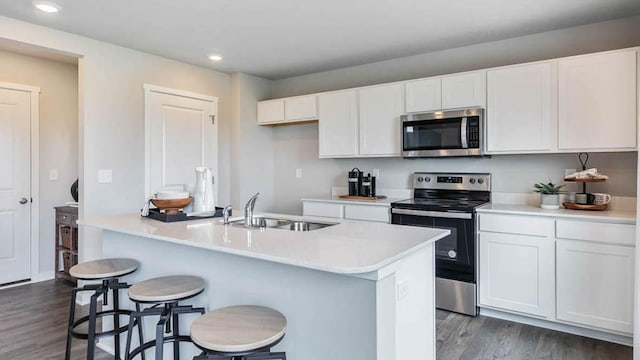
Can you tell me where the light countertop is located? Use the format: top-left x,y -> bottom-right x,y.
301,196 -> 406,207
477,203 -> 636,224
78,212 -> 449,275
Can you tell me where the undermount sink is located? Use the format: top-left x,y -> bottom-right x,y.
229,217 -> 337,232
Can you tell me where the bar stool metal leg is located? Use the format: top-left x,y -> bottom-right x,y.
114,283 -> 122,360
65,288 -> 79,360
87,290 -> 101,359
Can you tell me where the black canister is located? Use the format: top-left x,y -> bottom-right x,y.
370,176 -> 376,197
348,168 -> 362,196
360,173 -> 372,197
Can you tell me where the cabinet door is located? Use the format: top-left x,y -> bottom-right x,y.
359,83 -> 403,156
486,62 -> 553,153
285,95 -> 317,121
479,231 -> 555,318
257,99 -> 285,124
558,50 -> 637,150
441,71 -> 486,109
556,240 -> 634,334
318,90 -> 358,157
405,77 -> 441,113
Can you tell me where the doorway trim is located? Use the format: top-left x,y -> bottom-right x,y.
142,84 -> 219,199
0,81 -> 40,283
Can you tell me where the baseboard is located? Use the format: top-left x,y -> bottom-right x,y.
37,271 -> 55,282
96,339 -> 115,356
479,307 -> 633,347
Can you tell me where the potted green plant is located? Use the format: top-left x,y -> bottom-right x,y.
533,181 -> 565,209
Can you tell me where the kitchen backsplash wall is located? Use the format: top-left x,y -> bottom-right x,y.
271,123 -> 637,214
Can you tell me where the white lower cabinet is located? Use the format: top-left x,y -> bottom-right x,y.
478,212 -> 636,337
302,200 -> 389,223
555,219 -> 635,334
479,231 -> 555,319
556,240 -> 634,334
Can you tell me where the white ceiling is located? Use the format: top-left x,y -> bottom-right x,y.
0,0 -> 639,79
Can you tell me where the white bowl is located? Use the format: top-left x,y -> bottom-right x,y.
156,190 -> 190,200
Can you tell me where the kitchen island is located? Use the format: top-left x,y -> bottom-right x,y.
78,212 -> 449,360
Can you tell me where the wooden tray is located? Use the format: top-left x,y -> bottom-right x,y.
563,177 -> 606,183
563,202 -> 608,211
338,195 -> 387,201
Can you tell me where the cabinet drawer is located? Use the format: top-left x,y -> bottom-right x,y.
344,205 -> 389,223
479,214 -> 554,237
302,202 -> 343,218
56,212 -> 76,227
556,220 -> 635,246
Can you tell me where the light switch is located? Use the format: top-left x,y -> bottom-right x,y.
48,168 -> 59,181
295,168 -> 302,179
397,281 -> 409,301
98,169 -> 113,183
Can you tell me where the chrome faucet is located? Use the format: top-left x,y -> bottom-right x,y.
244,193 -> 259,227
222,205 -> 233,225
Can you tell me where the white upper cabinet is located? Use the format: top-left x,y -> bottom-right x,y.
441,71 -> 486,109
285,95 -> 317,121
318,90 -> 358,158
405,77 -> 441,113
405,71 -> 486,113
358,83 -> 404,156
486,62 -> 554,153
558,49 -> 637,151
258,95 -> 317,125
257,99 -> 284,124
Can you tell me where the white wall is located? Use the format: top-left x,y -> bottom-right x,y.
229,73 -> 275,211
0,49 -> 78,276
261,16 -> 640,214
0,16 -> 232,268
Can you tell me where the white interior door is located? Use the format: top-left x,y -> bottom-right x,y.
0,86 -> 32,285
145,85 -> 218,201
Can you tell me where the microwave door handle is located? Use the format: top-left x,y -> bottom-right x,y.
460,117 -> 468,148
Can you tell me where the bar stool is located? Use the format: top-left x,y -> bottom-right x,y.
190,305 -> 287,360
65,258 -> 140,360
124,275 -> 206,360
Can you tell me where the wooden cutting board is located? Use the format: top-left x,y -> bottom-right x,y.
338,195 -> 387,201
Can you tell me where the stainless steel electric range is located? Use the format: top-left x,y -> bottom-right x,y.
391,172 -> 491,316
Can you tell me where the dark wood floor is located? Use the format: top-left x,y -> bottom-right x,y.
0,280 -> 634,360
0,280 -> 111,360
436,310 -> 633,360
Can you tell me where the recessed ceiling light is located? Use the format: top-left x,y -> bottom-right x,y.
208,54 -> 223,62
33,1 -> 61,13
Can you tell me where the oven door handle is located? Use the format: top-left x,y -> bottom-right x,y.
391,208 -> 472,219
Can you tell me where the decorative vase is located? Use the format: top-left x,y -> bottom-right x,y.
540,194 -> 560,209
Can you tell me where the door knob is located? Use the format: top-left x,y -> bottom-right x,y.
19,198 -> 28,204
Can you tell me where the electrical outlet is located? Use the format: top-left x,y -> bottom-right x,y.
98,169 -> 113,183
397,281 -> 409,301
48,168 -> 59,181
372,169 -> 380,178
295,168 -> 302,179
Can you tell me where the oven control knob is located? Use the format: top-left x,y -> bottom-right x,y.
469,178 -> 476,184
417,177 -> 424,182
424,176 -> 431,182
448,250 -> 457,259
477,178 -> 484,185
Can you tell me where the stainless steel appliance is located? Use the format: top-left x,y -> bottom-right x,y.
391,172 -> 491,316
401,108 -> 484,158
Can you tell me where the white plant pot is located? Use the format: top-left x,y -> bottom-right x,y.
540,194 -> 560,209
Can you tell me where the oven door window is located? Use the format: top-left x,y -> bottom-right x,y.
434,225 -> 459,261
403,119 -> 463,151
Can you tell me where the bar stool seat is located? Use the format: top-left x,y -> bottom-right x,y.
70,258 -> 140,280
191,305 -> 287,359
65,258 -> 140,360
129,275 -> 206,303
125,275 -> 206,360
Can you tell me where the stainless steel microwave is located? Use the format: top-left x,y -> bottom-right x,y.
401,108 -> 484,158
